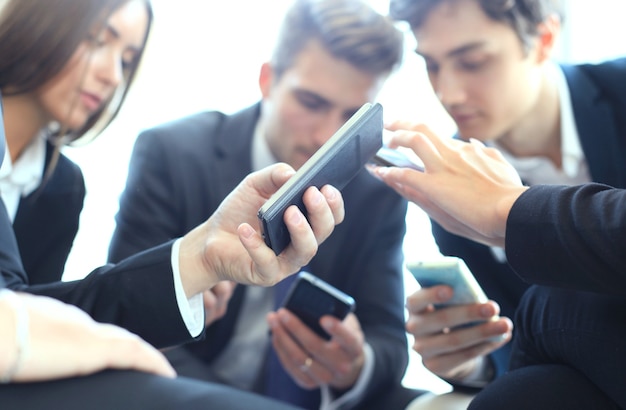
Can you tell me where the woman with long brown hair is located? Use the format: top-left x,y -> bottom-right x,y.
0,0 -> 152,284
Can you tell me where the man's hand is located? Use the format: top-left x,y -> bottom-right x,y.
202,282 -> 236,326
370,127 -> 527,248
405,287 -> 512,381
267,310 -> 365,391
178,163 -> 344,297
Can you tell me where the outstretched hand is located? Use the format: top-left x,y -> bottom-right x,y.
371,126 -> 527,248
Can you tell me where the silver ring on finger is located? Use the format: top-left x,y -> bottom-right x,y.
299,357 -> 313,373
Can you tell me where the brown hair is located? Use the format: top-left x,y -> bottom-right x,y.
271,0 -> 404,80
0,0 -> 153,144
390,0 -> 563,50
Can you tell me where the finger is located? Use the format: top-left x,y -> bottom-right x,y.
281,204 -> 319,266
421,328 -> 513,377
249,163 -> 296,198
408,301 -> 501,337
319,315 -> 362,359
405,286 -> 453,314
385,120 -> 433,135
301,186 -> 337,244
415,317 -> 513,358
237,223 -> 287,286
203,289 -> 217,311
100,325 -> 176,378
320,184 -> 344,225
267,312 -> 321,388
386,130 -> 449,172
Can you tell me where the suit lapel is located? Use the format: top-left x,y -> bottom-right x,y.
211,103 -> 261,200
563,64 -> 626,187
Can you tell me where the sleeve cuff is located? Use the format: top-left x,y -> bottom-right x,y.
171,238 -> 204,338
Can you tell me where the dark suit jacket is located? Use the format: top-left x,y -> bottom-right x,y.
0,104 -> 23,290
430,57 -> 626,379
506,183 -> 626,293
12,142 -> 85,285
108,103 -> 410,406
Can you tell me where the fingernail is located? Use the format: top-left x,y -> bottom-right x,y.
312,188 -> 323,205
437,287 -> 451,301
480,305 -> 494,317
376,167 -> 389,177
289,209 -> 303,225
321,318 -> 333,330
325,185 -> 338,200
240,224 -> 254,238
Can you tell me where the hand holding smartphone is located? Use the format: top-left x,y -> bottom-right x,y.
406,257 -> 488,308
280,272 -> 355,340
258,102 -> 384,255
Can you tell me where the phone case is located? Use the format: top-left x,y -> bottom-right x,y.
406,257 -> 488,307
258,102 -> 383,254
282,272 -> 355,340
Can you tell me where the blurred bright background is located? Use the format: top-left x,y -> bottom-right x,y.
62,0 -> 626,394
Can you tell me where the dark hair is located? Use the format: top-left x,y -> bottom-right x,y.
271,0 -> 404,79
390,0 -> 563,49
0,0 -> 153,144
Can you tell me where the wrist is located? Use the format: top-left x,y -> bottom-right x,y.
0,290 -> 29,383
178,231 -> 220,298
493,186 -> 528,247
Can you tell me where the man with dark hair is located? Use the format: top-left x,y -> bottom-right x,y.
109,0 -> 421,409
389,0 -> 626,394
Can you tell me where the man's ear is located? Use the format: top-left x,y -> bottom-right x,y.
535,14 -> 561,63
258,62 -> 274,98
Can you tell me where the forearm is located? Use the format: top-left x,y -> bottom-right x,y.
506,184 -> 626,294
24,242 -> 194,348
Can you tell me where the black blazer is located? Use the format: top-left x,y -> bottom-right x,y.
108,103 -> 410,404
430,57 -> 626,378
0,105 -> 24,290
0,94 -> 192,348
506,183 -> 626,294
13,142 -> 85,285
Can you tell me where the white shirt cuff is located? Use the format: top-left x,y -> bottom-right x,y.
171,238 -> 204,338
319,342 -> 375,410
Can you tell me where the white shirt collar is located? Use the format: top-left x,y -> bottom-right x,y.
0,133 -> 46,221
489,63 -> 591,263
495,62 -> 589,186
251,111 -> 277,172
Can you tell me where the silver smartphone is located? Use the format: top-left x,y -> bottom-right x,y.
406,257 -> 488,308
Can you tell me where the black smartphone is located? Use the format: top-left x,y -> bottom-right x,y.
370,145 -> 424,171
258,102 -> 383,255
281,272 -> 356,340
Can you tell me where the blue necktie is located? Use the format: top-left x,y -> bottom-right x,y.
264,269 -> 320,409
